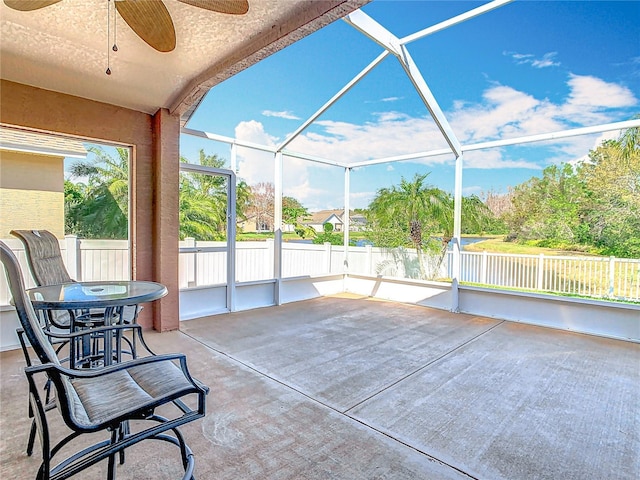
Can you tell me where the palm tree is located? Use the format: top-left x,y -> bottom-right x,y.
368,173 -> 493,279
67,146 -> 130,239
179,150 -> 251,240
368,173 -> 450,279
179,179 -> 226,240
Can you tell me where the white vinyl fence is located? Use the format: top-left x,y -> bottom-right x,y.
2,237 -> 639,306
0,236 -> 130,306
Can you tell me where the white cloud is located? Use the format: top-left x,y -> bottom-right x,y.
505,51 -> 560,68
532,52 -> 560,68
262,110 -> 300,120
386,165 -> 394,171
234,120 -> 339,207
287,114 -> 449,164
381,96 -> 402,102
234,120 -> 277,185
565,74 -> 636,109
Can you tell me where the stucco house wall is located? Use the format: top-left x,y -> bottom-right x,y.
0,150 -> 65,238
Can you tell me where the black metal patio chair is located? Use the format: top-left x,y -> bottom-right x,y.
10,229 -> 142,364
1,241 -> 209,480
10,229 -> 141,330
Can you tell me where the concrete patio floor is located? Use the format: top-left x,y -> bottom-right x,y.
1,295 -> 638,479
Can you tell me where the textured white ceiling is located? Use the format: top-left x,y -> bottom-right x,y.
0,0 -> 368,119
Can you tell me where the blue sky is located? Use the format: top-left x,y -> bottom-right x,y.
181,0 -> 640,211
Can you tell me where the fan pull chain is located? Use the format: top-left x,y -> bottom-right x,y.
106,0 -> 111,75
112,0 -> 118,53
106,0 -> 118,75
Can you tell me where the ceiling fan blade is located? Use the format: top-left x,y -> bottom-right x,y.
115,0 -> 176,53
178,0 -> 249,15
4,0 -> 61,11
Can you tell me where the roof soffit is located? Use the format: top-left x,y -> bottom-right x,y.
0,0 -> 369,121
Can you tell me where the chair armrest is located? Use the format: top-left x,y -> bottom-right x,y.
26,352 -> 183,376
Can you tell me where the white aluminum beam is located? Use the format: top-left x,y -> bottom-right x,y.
347,148 -> 453,168
460,119 -> 640,153
276,50 -> 390,152
344,9 -> 463,158
398,44 -> 462,157
400,0 -> 514,45
343,9 -> 401,55
181,127 -> 277,153
281,149 -> 349,168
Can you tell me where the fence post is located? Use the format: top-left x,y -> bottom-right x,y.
365,244 -> 373,276
184,237 -> 196,288
537,253 -> 545,291
608,256 -> 616,298
480,251 -> 488,284
64,235 -> 80,280
266,239 -> 275,278
324,242 -> 332,274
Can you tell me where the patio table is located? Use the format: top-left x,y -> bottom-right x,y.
26,280 -> 167,368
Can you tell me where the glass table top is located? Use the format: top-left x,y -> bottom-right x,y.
27,280 -> 167,309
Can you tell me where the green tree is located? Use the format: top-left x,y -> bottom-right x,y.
367,173 -> 494,279
64,180 -> 86,235
506,163 -> 586,246
578,127 -> 640,257
505,126 -> 639,257
312,222 -> 344,245
66,146 -> 130,239
283,196 -> 314,239
179,150 -> 251,240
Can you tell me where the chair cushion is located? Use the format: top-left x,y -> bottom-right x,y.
69,359 -> 196,428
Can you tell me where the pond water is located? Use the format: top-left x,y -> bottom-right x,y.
353,237 -> 490,249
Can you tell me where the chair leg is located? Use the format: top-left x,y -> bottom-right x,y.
118,421 -> 128,465
25,373 -> 51,480
27,418 -> 37,456
107,429 -> 118,480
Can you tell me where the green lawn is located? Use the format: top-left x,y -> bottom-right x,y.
464,237 -> 598,257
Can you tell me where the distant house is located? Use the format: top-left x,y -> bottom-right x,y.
237,213 -> 295,233
0,127 -> 86,238
305,209 -> 367,233
238,213 -> 273,233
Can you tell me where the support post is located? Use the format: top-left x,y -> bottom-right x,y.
343,167 -> 351,273
274,152 -> 283,305
227,172 -> 237,312
451,153 -> 463,312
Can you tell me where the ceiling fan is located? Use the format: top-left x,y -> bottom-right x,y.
4,0 -> 250,52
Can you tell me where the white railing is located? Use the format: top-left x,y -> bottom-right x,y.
2,237 -> 639,306
453,250 -> 640,302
